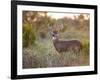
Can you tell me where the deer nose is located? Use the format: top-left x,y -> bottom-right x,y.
52,34 -> 55,37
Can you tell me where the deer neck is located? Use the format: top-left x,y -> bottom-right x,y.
52,37 -> 59,43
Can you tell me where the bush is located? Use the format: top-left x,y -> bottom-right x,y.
23,23 -> 36,47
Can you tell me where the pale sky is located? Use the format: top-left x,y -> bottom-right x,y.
47,12 -> 89,20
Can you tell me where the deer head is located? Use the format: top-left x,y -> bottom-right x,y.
49,23 -> 64,40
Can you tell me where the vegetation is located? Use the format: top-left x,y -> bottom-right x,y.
22,11 -> 90,68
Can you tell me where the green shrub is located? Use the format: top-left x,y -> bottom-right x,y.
23,23 -> 36,47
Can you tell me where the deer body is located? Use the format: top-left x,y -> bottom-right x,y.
49,23 -> 82,53
53,39 -> 81,53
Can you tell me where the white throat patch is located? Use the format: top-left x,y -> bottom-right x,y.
52,37 -> 56,40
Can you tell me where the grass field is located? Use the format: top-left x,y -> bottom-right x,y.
23,38 -> 89,68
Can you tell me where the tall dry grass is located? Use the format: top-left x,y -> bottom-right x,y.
23,38 -> 89,68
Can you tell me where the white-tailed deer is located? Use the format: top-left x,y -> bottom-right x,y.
49,23 -> 82,53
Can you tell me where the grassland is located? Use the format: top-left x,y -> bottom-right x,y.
23,32 -> 89,68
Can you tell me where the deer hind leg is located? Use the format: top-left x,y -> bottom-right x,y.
73,46 -> 80,53
67,47 -> 73,52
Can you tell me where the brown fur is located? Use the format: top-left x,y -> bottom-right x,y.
53,39 -> 82,53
